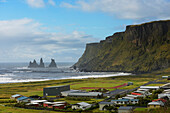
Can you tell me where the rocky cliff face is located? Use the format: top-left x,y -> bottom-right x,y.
73,20 -> 170,73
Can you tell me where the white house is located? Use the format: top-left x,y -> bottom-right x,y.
72,102 -> 91,110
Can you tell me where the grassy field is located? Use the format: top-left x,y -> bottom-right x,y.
0,68 -> 169,112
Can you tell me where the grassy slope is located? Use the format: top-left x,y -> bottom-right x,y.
75,20 -> 170,73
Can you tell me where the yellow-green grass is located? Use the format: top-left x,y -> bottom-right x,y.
146,84 -> 165,86
0,68 -> 169,112
0,106 -> 59,113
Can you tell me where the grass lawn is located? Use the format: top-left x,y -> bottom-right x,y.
0,106 -> 59,113
0,68 -> 169,112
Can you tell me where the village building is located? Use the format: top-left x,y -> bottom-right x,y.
158,93 -> 170,100
118,106 -> 134,113
43,85 -> 70,96
148,101 -> 164,108
10,94 -> 22,100
140,86 -> 160,90
61,90 -> 80,97
161,83 -> 170,89
72,102 -> 91,110
68,92 -> 103,98
99,102 -> 114,110
43,101 -> 67,109
17,96 -> 34,103
30,100 -> 47,106
111,99 -> 139,105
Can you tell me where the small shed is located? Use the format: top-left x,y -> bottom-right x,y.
127,82 -> 133,86
99,102 -> 114,110
17,96 -> 34,103
10,94 -> 22,100
118,106 -> 134,113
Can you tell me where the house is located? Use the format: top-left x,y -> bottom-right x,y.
43,102 -> 54,108
72,102 -> 91,110
161,83 -> 170,89
148,101 -> 164,108
30,100 -> 47,106
61,90 -> 80,97
53,104 -> 66,109
118,106 -> 134,113
112,99 -> 130,105
68,92 -> 103,98
43,101 -> 67,109
17,96 -> 34,103
10,94 -> 22,99
158,93 -> 170,100
43,85 -> 70,96
99,102 -> 114,110
140,86 -> 160,90
26,102 -> 39,107
111,99 -> 139,105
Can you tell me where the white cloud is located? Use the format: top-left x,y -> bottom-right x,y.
48,0 -> 55,6
26,0 -> 45,8
60,0 -> 170,20
0,18 -> 97,62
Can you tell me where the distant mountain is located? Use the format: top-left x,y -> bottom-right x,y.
73,20 -> 170,73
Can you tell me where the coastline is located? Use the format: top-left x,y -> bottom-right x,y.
0,72 -> 132,84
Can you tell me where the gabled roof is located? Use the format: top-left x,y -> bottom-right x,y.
17,96 -> 32,101
152,99 -> 167,103
112,99 -> 129,102
11,94 -> 22,98
99,102 -> 114,104
77,102 -> 91,107
131,92 -> 142,95
148,101 -> 164,106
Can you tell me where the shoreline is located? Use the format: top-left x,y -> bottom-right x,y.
0,72 -> 132,84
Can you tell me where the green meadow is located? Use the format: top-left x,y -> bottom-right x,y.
0,68 -> 169,112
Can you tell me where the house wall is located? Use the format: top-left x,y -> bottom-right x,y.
148,105 -> 161,108
99,104 -> 114,110
53,105 -> 65,109
72,105 -> 80,110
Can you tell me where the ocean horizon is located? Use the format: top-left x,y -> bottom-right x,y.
0,62 -> 131,84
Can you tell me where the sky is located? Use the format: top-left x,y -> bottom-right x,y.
0,0 -> 170,63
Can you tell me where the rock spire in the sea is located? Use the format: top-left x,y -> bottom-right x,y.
28,59 -> 39,68
39,58 -> 45,68
49,59 -> 57,67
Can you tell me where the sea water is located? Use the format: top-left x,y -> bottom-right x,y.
0,62 -> 131,84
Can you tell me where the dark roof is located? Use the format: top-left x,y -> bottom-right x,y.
99,102 -> 114,104
118,106 -> 134,110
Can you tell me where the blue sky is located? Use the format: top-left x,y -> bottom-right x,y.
0,0 -> 169,62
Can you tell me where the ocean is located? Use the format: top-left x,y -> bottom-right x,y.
0,62 -> 131,84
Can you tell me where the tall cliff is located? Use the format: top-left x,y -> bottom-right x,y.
73,20 -> 170,73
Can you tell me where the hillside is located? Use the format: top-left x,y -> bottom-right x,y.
73,20 -> 170,73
